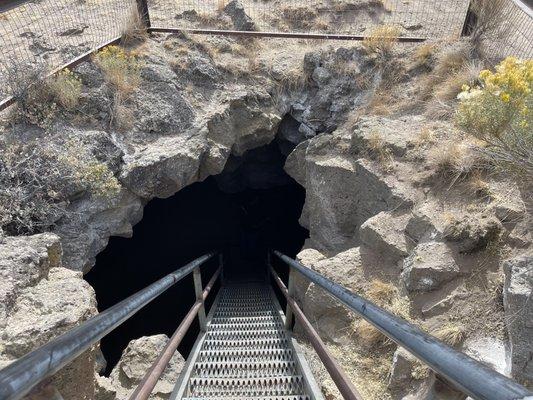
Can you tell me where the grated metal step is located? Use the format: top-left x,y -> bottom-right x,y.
178,284 -> 313,399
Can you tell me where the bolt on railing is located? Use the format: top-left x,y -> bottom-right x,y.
271,250 -> 533,400
0,253 -> 219,400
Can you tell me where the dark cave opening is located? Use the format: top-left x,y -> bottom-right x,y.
85,134 -> 308,374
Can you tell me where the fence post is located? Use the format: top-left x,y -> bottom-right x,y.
285,268 -> 295,330
193,267 -> 207,331
136,0 -> 151,28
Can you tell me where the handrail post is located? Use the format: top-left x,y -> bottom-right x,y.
193,267 -> 207,331
285,268 -> 295,331
135,0 -> 150,28
219,253 -> 224,284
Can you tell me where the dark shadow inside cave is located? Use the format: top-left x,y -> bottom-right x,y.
85,128 -> 308,374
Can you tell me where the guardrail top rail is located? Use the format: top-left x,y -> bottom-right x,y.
0,252 -> 217,400
272,250 -> 533,400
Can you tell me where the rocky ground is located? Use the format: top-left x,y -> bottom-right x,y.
0,2 -> 532,400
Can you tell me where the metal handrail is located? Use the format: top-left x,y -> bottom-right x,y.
272,250 -> 533,400
128,265 -> 222,400
0,253 -> 216,400
269,266 -> 363,400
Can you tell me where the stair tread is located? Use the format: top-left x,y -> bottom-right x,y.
181,285 -> 310,399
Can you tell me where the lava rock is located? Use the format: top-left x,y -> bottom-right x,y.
443,213 -> 502,254
360,211 -> 410,262
402,242 -> 460,292
503,254 -> 533,385
223,0 -> 256,31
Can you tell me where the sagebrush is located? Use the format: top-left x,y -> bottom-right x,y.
457,57 -> 533,179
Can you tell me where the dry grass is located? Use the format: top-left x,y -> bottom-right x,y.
217,0 -> 227,12
427,139 -> 485,181
357,320 -> 387,348
412,43 -> 435,68
414,127 -> 436,147
120,6 -> 147,46
366,131 -> 394,170
431,324 -> 466,347
468,0 -> 510,54
362,24 -> 402,57
367,280 -> 396,305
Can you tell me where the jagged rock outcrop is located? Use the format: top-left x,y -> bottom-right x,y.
503,254 -> 533,386
285,131 -> 416,253
0,234 -> 98,399
95,335 -> 185,400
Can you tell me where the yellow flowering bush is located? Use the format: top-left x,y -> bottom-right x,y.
94,45 -> 141,94
456,57 -> 533,178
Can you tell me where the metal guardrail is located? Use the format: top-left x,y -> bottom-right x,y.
269,265 -> 363,400
272,250 -> 533,400
0,252 -> 217,400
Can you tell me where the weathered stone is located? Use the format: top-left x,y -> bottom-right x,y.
297,248 -> 362,343
402,242 -> 460,292
97,335 -> 185,400
0,265 -> 97,400
443,213 -> 502,254
287,132 -> 416,253
463,337 -> 509,376
223,0 -> 256,31
503,254 -> 533,385
54,188 -> 144,272
388,347 -> 419,389
359,211 -> 410,262
121,134 -> 206,200
0,233 -> 62,324
405,209 -> 440,245
421,288 -> 468,317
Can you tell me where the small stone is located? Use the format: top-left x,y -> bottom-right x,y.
402,242 -> 460,292
388,347 -> 419,389
360,211 -> 410,262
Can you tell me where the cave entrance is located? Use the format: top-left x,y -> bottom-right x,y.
85,134 -> 308,373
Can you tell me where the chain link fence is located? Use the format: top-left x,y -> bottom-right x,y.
149,0 -> 470,39
0,0 -> 532,105
0,0 -> 138,101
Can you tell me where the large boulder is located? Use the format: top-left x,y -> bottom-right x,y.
402,242 -> 460,292
96,335 -> 185,400
295,248 -> 362,344
0,234 -> 98,399
0,233 -> 61,323
285,132 -> 416,253
503,254 -> 533,385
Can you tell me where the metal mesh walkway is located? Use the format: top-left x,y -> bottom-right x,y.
177,284 -> 314,400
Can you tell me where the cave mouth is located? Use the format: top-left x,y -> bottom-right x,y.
86,131 -> 308,374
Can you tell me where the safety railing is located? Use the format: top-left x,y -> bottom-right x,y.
0,252 -> 222,400
270,250 -> 533,400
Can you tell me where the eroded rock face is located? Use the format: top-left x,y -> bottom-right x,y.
0,234 -> 98,399
96,334 -> 185,400
285,132 -> 415,253
503,254 -> 533,385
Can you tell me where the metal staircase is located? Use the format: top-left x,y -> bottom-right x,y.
2,252 -> 532,400
172,284 -> 321,400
